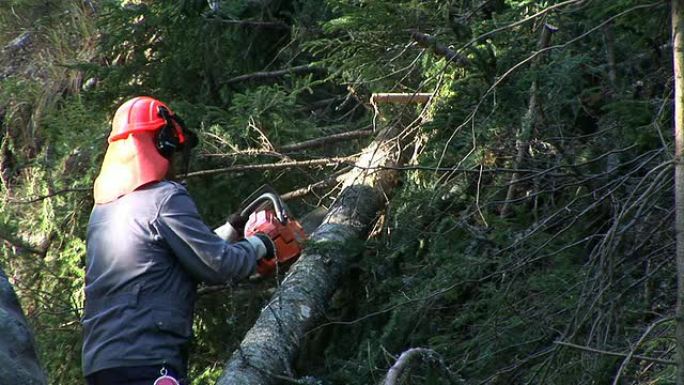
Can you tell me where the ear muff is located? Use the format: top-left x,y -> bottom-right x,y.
155,106 -> 197,159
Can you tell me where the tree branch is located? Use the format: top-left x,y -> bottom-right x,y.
278,129 -> 372,152
205,16 -> 290,30
224,64 -> 324,85
411,31 -> 469,67
370,93 -> 434,105
281,167 -> 351,201
184,156 -> 356,179
381,348 -> 455,385
554,341 -> 675,366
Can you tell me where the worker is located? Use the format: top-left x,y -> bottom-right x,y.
81,96 -> 275,385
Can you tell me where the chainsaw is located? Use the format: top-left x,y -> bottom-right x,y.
239,185 -> 307,276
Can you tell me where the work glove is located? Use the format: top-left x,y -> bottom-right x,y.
246,233 -> 276,261
214,213 -> 249,242
227,212 -> 248,236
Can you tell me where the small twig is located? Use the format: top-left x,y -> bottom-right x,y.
553,340 -> 675,366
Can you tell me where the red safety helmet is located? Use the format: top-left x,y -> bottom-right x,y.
93,96 -> 196,204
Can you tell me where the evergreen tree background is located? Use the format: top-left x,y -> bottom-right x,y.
0,0 -> 676,384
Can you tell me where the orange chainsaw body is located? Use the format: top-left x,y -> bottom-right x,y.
241,188 -> 307,276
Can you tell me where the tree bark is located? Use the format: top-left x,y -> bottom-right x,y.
673,1 -> 684,384
0,267 -> 47,385
216,127 -> 405,384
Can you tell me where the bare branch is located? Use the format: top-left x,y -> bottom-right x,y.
554,341 -> 675,366
370,93 -> 434,105
281,167 -> 351,201
612,318 -> 672,384
6,187 -> 91,205
411,31 -> 469,67
278,128 -> 372,152
224,64 -> 324,85
184,156 -> 357,179
205,16 -> 290,30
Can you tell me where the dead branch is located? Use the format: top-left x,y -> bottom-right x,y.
184,156 -> 357,179
203,128 -> 371,158
206,17 -> 290,30
554,341 -> 674,366
281,167 -> 351,201
381,347 -> 455,385
612,318 -> 671,384
371,93 -> 434,105
278,129 -> 372,153
224,64 -> 324,85
411,31 -> 470,67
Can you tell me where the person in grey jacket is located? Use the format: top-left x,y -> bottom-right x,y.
82,96 -> 275,385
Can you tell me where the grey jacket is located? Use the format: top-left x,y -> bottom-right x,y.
82,181 -> 257,377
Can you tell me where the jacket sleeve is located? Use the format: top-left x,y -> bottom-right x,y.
152,186 -> 257,284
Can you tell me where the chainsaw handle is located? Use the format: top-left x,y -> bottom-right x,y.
240,192 -> 288,224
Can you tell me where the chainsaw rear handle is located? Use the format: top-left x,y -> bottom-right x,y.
240,192 -> 288,224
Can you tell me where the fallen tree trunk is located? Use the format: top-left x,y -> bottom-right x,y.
0,267 -> 47,385
217,127 -> 405,384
